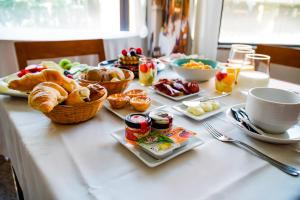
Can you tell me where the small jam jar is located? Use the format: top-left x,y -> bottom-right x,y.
125,114 -> 152,141
149,110 -> 173,134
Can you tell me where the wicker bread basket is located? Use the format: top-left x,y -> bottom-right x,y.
45,88 -> 107,124
79,69 -> 134,95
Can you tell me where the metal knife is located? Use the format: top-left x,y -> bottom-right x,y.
231,108 -> 261,134
182,93 -> 230,106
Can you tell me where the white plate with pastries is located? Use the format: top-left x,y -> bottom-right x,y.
172,100 -> 227,121
104,98 -> 166,120
0,61 -> 69,98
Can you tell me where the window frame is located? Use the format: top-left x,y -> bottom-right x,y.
120,0 -> 129,31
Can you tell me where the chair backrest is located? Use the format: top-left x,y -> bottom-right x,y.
256,45 -> 300,68
15,39 -> 105,69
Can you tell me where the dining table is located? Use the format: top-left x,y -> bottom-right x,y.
0,69 -> 299,200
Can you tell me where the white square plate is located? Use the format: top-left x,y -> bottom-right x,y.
172,101 -> 227,121
111,129 -> 204,167
150,87 -> 204,101
104,99 -> 166,120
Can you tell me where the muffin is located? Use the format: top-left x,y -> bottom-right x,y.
125,89 -> 147,98
130,96 -> 151,112
107,93 -> 130,109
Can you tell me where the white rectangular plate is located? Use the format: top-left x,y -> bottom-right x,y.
111,129 -> 204,167
151,87 -> 204,101
104,99 -> 165,119
172,101 -> 227,121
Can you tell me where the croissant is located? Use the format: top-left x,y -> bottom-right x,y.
65,87 -> 90,105
8,69 -> 79,93
28,82 -> 68,113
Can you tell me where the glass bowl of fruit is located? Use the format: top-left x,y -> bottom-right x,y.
215,70 -> 235,93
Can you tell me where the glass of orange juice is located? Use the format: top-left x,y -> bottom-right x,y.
226,64 -> 241,84
215,69 -> 235,93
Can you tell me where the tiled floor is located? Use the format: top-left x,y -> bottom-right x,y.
0,155 -> 17,200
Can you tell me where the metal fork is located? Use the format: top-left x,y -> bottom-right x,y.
203,122 -> 300,177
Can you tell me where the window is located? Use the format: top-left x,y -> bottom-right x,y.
219,0 -> 300,46
0,0 -> 121,34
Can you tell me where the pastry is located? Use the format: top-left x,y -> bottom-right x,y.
85,68 -> 103,81
28,82 -> 68,113
87,84 -> 106,101
117,48 -> 143,76
125,89 -> 147,98
107,67 -> 125,81
107,93 -> 130,109
8,69 -> 79,93
65,87 -> 90,105
130,96 -> 151,112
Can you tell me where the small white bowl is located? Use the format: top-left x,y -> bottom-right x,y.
246,87 -> 300,134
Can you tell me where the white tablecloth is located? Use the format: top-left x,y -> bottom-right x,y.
0,70 -> 300,200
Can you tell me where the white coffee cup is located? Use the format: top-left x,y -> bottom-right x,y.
246,87 -> 300,134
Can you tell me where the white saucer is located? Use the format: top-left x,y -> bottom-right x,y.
226,104 -> 300,144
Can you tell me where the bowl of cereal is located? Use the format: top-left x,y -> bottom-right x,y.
171,58 -> 218,81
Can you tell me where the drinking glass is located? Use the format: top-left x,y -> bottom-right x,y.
228,48 -> 255,65
236,54 -> 271,92
228,44 -> 254,64
243,54 -> 270,74
215,69 -> 235,94
139,58 -> 157,86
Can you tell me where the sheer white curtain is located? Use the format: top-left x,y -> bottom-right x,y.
189,0 -> 223,59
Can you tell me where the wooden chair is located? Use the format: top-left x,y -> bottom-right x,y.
15,39 -> 106,70
256,45 -> 300,68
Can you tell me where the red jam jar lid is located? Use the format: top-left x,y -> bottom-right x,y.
125,114 -> 151,129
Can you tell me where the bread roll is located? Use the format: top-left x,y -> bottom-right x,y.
65,87 -> 90,105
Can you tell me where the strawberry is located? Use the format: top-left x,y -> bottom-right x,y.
28,68 -> 39,73
140,64 -> 148,73
17,69 -> 29,77
66,74 -> 73,79
17,71 -> 24,77
121,49 -> 127,56
216,71 -> 227,81
27,66 -> 46,73
136,48 -> 142,54
37,67 -> 46,72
